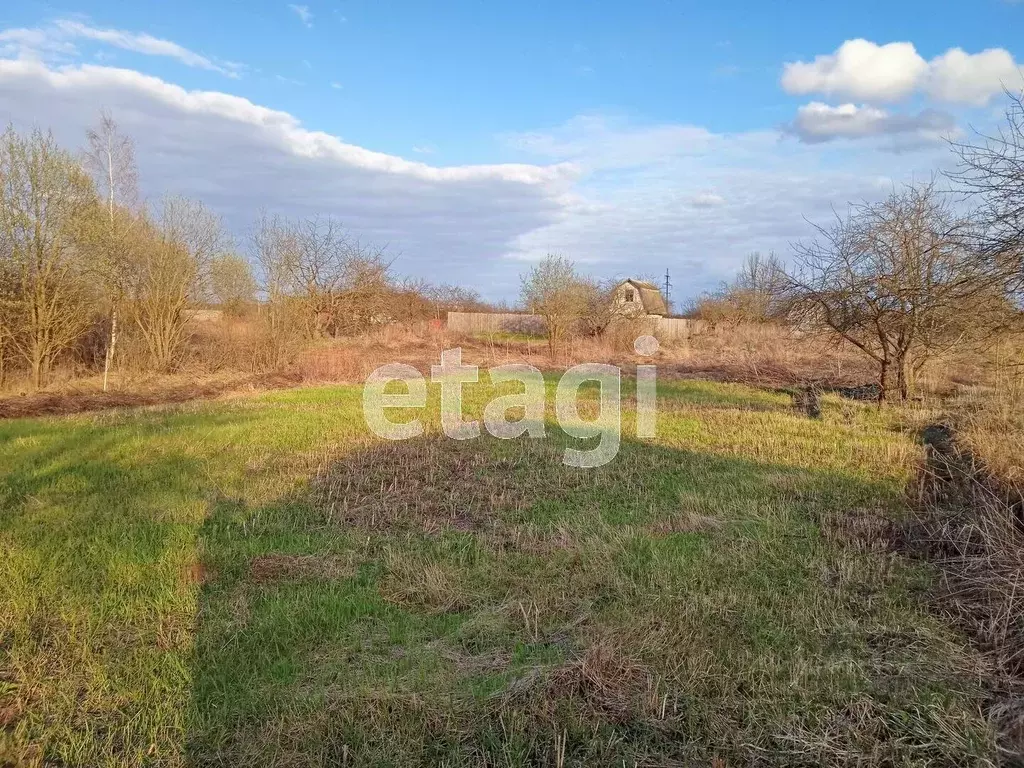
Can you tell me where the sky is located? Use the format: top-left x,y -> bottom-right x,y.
1,1 -> 1023,304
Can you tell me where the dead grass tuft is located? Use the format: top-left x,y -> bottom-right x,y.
248,553 -> 355,584
378,550 -> 473,614
546,640 -> 660,724
818,507 -> 896,554
649,500 -> 725,535
313,437 -> 568,533
492,637 -> 659,729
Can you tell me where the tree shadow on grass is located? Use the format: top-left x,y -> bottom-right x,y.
185,433 -> 995,768
0,414 -> 241,767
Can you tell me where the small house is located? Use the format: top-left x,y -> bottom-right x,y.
612,279 -> 668,318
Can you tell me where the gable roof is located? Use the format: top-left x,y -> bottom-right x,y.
618,278 -> 668,315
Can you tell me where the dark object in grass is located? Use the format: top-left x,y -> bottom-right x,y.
832,382 -> 882,402
792,385 -> 821,418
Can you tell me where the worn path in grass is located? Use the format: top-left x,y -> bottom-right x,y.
0,379 -> 997,766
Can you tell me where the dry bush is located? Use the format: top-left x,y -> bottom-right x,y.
657,322 -> 876,388
908,418 -> 1024,759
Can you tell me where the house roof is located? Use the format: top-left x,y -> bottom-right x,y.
619,278 -> 668,315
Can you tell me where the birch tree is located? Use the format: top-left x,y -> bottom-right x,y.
82,110 -> 139,390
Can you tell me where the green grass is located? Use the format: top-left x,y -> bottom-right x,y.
471,331 -> 543,344
0,379 -> 996,766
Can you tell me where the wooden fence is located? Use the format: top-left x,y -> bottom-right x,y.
446,311 -> 702,341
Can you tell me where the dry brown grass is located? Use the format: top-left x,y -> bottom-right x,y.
907,413 -> 1024,760
0,370 -> 301,418
248,553 -> 355,584
312,436 -> 577,533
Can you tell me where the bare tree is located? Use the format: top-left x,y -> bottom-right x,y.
0,255 -> 17,386
949,89 -> 1024,298
82,110 -> 139,391
0,126 -> 97,388
687,252 -> 789,326
520,255 -> 592,354
124,197 -> 224,372
210,253 -> 257,315
578,278 -> 619,337
288,215 -> 351,337
786,182 -> 1015,402
425,283 -> 485,319
330,246 -> 393,335
249,212 -> 304,370
729,252 -> 789,322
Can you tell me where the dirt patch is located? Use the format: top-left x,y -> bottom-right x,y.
248,553 -> 354,584
183,561 -> 215,586
0,372 -> 301,419
0,699 -> 21,729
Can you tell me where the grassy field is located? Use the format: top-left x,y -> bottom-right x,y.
0,377 -> 998,766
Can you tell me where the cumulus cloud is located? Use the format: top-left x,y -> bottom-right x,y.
926,47 -> 1023,105
782,38 -> 1023,105
782,40 -> 927,102
0,19 -> 242,77
786,102 -> 957,145
0,58 -> 573,296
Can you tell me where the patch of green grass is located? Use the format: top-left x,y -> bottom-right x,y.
0,379 -> 995,766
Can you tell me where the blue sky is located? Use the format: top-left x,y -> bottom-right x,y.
1,0 -> 1023,302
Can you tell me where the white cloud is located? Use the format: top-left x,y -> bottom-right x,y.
507,115 -> 717,170
787,102 -> 957,145
0,58 -> 573,297
288,5 -> 314,27
0,19 -> 242,77
926,47 -> 1024,105
505,116 -> 950,290
0,55 -> 962,300
782,39 -> 1023,105
0,27 -> 77,59
782,40 -> 927,102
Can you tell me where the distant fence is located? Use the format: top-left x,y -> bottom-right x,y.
446,311 -> 702,341
657,317 -> 703,340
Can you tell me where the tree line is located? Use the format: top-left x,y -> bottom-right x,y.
3,93 -> 1022,402
0,112 -> 488,390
